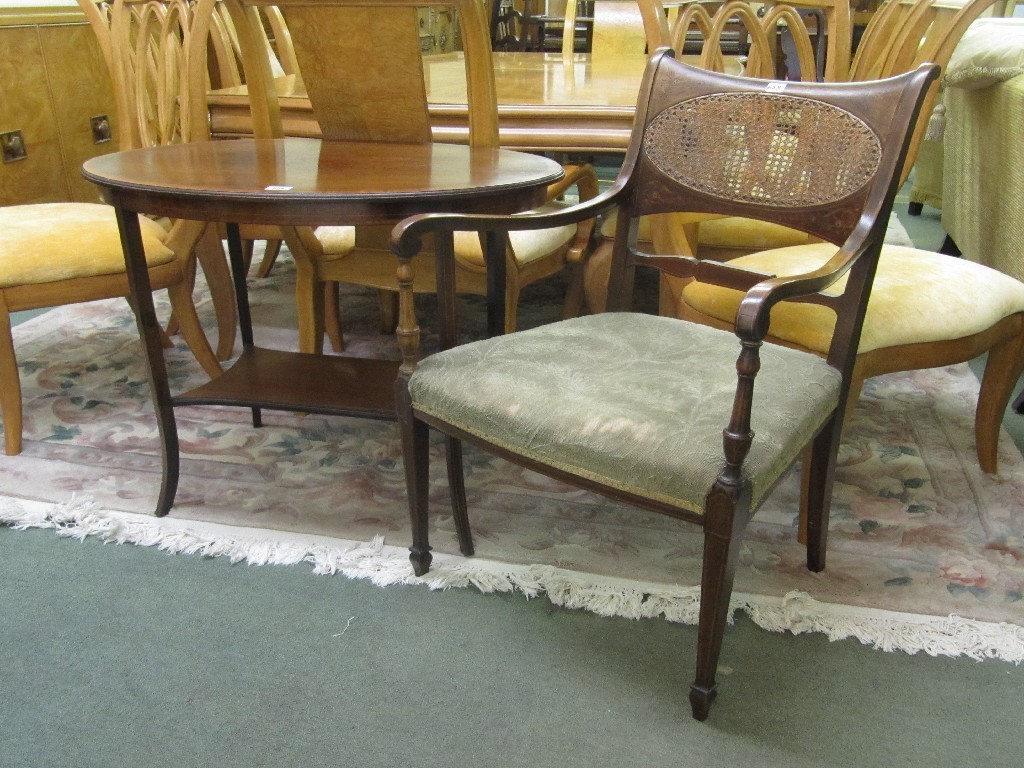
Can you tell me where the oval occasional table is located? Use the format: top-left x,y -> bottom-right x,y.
83,137 -> 564,516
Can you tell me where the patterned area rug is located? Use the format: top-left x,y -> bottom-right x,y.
3,224 -> 1023,661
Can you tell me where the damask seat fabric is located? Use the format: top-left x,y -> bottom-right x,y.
0,203 -> 174,287
409,313 -> 842,512
681,244 -> 1024,354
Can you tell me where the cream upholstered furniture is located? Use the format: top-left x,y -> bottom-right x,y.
1,0 -> 223,456
907,1 -> 1018,214
393,53 -> 937,720
942,17 -> 1024,282
225,0 -> 597,352
942,17 -> 1024,410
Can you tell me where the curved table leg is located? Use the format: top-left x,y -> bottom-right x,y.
115,207 -> 179,516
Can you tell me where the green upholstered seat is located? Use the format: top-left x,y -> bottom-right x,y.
410,313 -> 841,513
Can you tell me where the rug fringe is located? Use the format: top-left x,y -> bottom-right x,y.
2,496 -> 1022,664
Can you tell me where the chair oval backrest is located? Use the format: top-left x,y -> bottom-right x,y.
642,92 -> 882,208
622,57 -> 936,252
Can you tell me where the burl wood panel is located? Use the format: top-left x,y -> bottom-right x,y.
0,26 -> 68,204
38,23 -> 118,203
0,21 -> 117,205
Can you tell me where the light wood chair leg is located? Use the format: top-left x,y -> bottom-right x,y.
975,322 -> 1024,474
295,269 -> 325,355
0,302 -> 23,455
165,283 -> 222,379
194,226 -> 237,361
256,239 -> 283,278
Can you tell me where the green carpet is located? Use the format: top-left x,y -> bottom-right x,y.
1,524 -> 1020,768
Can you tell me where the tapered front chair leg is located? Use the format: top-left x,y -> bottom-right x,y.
691,491 -> 747,721
401,406 -> 433,576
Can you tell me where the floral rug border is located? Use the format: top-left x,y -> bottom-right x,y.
4,494 -> 1021,664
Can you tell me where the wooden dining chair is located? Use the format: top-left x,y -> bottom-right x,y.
206,1 -> 300,280
79,0 -> 237,361
392,52 -> 937,719
0,0 -> 223,456
224,0 -> 599,353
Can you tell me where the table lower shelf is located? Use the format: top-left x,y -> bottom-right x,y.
173,347 -> 400,420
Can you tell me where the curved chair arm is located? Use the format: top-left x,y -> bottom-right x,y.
391,182 -> 629,375
544,163 -> 598,203
392,182 -> 628,263
734,220 -> 882,343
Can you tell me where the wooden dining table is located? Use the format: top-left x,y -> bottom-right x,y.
207,51 -> 738,154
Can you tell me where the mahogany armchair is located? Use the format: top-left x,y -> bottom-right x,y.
392,53 -> 937,719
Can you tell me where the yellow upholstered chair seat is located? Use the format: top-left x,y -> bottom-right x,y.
680,243 -> 1024,353
678,242 -> 1024,474
311,226 -> 358,262
0,203 -> 175,287
453,223 -> 577,269
313,223 -> 576,271
598,211 -> 815,253
1,202 -> 221,457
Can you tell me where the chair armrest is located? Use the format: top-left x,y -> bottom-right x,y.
391,182 -> 626,261
735,222 -> 880,343
544,163 -> 599,205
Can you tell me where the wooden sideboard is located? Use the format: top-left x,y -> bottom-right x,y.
0,5 -> 117,206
